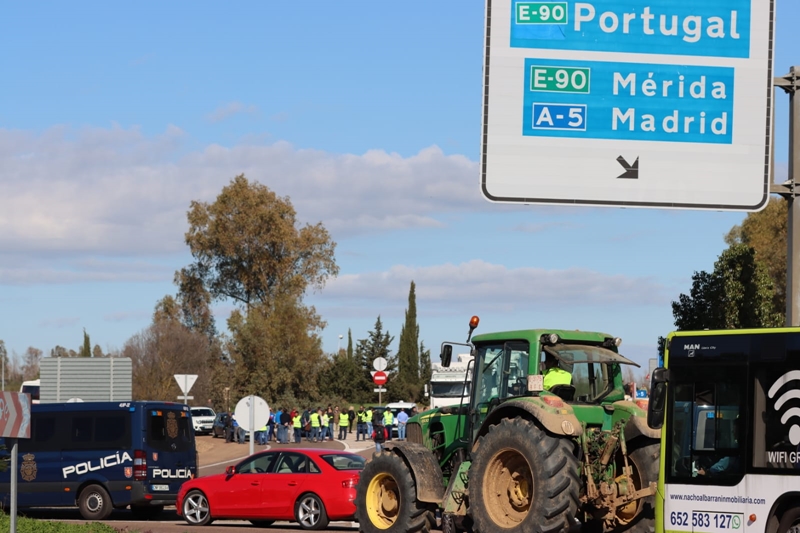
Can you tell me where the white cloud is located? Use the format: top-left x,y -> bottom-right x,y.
206,102 -> 260,123
317,260 -> 667,310
0,125 -> 483,265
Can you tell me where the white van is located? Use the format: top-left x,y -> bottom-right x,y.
376,402 -> 416,438
190,406 -> 216,435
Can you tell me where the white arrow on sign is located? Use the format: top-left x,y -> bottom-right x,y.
174,374 -> 198,395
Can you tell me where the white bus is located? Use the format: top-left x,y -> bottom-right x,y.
20,379 -> 40,404
649,328 -> 800,533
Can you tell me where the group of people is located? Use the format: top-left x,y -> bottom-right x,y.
226,404 -> 417,446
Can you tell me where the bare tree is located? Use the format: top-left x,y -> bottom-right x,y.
123,318 -> 218,403
21,347 -> 42,381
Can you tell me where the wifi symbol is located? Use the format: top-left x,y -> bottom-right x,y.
768,370 -> 800,446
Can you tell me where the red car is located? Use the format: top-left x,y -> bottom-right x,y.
176,448 -> 365,530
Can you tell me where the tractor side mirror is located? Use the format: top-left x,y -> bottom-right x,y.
441,345 -> 453,368
647,367 -> 669,430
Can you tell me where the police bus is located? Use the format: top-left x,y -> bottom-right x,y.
649,328 -> 800,533
0,401 -> 198,520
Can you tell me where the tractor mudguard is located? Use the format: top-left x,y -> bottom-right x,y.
475,398 -> 584,443
612,400 -> 661,440
382,441 -> 446,504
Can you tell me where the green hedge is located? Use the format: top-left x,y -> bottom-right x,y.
0,513 -> 122,533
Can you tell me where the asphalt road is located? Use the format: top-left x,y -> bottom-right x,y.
18,432 -> 399,533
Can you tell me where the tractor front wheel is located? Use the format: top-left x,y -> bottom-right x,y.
356,450 -> 435,533
469,417 -> 580,533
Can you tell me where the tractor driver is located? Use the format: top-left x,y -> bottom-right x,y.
542,355 -> 572,391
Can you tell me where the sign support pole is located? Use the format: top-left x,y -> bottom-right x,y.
771,67 -> 800,326
10,437 -> 17,533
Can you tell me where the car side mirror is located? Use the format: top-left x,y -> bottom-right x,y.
647,367 -> 669,430
441,345 -> 453,367
225,465 -> 235,475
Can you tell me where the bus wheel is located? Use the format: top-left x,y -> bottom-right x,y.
78,484 -> 113,521
778,508 -> 800,533
616,440 -> 660,533
469,417 -> 580,533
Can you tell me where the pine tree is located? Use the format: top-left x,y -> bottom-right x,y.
355,317 -> 395,402
394,282 -> 421,401
347,329 -> 354,360
81,329 -> 91,358
419,341 -> 431,385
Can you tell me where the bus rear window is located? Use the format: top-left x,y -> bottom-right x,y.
147,409 -> 193,452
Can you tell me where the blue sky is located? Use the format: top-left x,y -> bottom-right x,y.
1,1 -> 796,374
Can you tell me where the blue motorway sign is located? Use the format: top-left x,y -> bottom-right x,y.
510,0 -> 752,58
522,59 -> 735,144
480,0 -> 774,210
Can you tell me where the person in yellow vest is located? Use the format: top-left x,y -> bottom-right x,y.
356,406 -> 368,441
292,409 -> 303,443
310,408 -> 321,442
255,423 -> 268,445
383,408 -> 394,441
321,409 -> 330,441
543,356 -> 572,391
365,407 -> 374,437
338,410 -> 350,440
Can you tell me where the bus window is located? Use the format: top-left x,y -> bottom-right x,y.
148,409 -> 194,452
666,365 -> 745,483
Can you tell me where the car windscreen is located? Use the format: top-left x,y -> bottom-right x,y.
147,408 -> 194,452
191,408 -> 215,417
320,453 -> 366,471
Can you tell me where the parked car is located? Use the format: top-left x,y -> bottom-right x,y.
177,448 -> 365,529
212,412 -> 231,439
190,406 -> 216,435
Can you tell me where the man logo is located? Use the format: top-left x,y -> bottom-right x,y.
768,370 -> 800,445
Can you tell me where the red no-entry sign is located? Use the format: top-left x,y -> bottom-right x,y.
373,371 -> 387,386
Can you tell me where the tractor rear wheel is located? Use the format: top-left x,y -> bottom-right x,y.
356,450 -> 435,533
469,417 -> 580,533
616,440 -> 660,533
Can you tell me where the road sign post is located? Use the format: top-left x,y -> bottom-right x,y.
0,392 -> 31,533
481,0 -> 775,210
234,395 -> 270,456
174,374 -> 198,405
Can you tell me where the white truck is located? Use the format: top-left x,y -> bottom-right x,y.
427,352 -> 473,409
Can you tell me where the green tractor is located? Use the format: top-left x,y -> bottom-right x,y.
355,316 -> 659,533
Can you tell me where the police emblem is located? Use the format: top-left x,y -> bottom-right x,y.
20,453 -> 37,482
124,467 -> 133,478
166,411 -> 179,439
152,452 -> 158,461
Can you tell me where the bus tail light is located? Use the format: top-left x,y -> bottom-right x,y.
134,450 -> 147,481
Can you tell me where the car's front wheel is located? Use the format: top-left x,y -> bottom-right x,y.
182,489 -> 213,526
